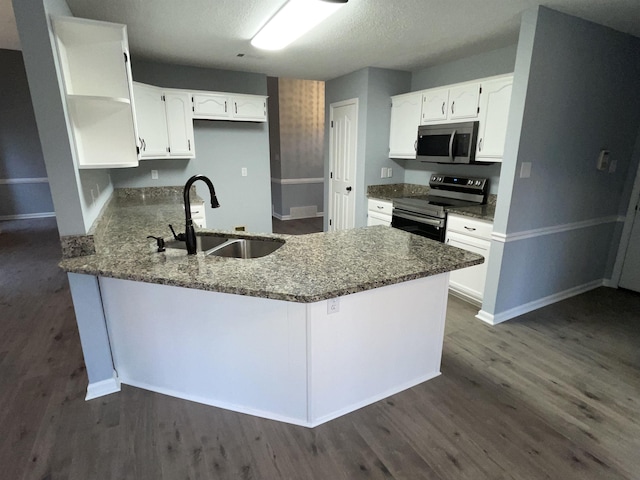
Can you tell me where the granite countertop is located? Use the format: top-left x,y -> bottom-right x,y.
59,188 -> 484,303
367,183 -> 497,222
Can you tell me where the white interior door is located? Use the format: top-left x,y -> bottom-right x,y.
328,99 -> 358,231
620,201 -> 640,292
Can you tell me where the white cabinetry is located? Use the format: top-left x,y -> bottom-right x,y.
52,16 -> 139,169
367,198 -> 392,226
133,83 -> 194,159
445,214 -> 493,305
475,76 -> 513,163
164,91 -> 194,157
389,92 -> 422,159
421,82 -> 480,125
132,82 -> 168,158
192,92 -> 267,122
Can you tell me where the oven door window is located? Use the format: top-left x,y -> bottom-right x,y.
391,211 -> 444,242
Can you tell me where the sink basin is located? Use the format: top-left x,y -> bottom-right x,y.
165,235 -> 229,253
164,235 -> 284,258
208,238 -> 284,259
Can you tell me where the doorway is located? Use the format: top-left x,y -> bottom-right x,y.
328,99 -> 358,231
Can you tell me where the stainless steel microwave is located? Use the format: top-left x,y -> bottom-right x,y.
416,121 -> 479,163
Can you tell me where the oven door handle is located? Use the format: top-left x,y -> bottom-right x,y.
449,129 -> 457,161
393,210 -> 443,228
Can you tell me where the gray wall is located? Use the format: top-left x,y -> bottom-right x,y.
324,67 -> 410,229
402,45 -> 518,195
111,60 -> 273,234
0,48 -> 54,219
484,7 -> 640,317
410,44 -> 518,91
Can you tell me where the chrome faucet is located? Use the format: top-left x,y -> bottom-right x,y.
183,174 -> 220,255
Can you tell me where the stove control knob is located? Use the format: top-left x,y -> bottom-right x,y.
476,180 -> 482,186
467,179 -> 473,185
431,175 -> 437,182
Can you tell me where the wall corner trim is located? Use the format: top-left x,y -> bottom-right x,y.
85,372 -> 121,400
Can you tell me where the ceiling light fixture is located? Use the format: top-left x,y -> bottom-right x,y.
251,0 -> 348,51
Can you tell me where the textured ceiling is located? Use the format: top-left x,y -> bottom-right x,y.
4,0 -> 640,80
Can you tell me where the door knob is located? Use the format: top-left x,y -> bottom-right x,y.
346,186 -> 352,192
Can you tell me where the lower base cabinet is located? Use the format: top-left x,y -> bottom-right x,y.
445,214 -> 492,305
367,198 -> 392,227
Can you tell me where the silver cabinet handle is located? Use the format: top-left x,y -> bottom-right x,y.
448,129 -> 457,161
478,138 -> 483,152
414,139 -> 418,151
451,101 -> 455,114
224,100 -> 227,113
441,102 -> 445,115
464,226 -> 477,231
188,139 -> 191,151
235,102 -> 238,114
377,206 -> 384,209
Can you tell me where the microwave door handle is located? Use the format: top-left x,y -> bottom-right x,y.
449,130 -> 457,161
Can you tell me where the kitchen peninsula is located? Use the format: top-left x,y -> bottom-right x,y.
60,188 -> 483,427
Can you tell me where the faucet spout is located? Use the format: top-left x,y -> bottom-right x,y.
184,174 -> 220,254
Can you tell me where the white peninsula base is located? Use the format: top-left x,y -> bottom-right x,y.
98,273 -> 450,427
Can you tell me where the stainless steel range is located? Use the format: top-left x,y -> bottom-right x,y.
391,174 -> 488,242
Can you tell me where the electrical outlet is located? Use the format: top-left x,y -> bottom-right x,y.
234,225 -> 246,232
241,167 -> 248,177
327,297 -> 340,314
151,170 -> 158,180
387,167 -> 393,178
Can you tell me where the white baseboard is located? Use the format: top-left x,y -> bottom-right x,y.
273,211 -> 324,221
85,372 -> 121,400
0,212 -> 55,221
476,279 -> 605,325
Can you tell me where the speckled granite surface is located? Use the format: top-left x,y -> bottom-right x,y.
366,183 -> 430,200
59,189 -> 483,303
448,194 -> 497,222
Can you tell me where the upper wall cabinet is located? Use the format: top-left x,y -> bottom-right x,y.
389,74 -> 513,161
192,92 -> 267,122
475,76 -> 513,163
133,83 -> 195,159
389,92 -> 422,158
421,82 -> 480,125
52,16 -> 139,169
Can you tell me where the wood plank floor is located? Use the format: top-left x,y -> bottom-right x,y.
1,217 -> 639,480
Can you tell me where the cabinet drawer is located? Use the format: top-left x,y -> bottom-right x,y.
368,198 -> 393,216
446,214 -> 492,240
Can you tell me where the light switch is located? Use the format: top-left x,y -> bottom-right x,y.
520,162 -> 532,178
387,167 -> 393,178
241,167 -> 248,177
381,168 -> 386,178
597,150 -> 610,171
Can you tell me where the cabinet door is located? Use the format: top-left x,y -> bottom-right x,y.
192,93 -> 230,119
446,232 -> 490,303
421,88 -> 449,123
476,77 -> 513,162
165,92 -> 195,158
389,92 -> 422,158
232,95 -> 267,122
367,212 -> 391,227
133,83 -> 169,158
448,83 -> 480,120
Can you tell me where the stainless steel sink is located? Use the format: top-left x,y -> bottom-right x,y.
164,235 -> 284,258
165,235 -> 229,253
207,238 -> 284,259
